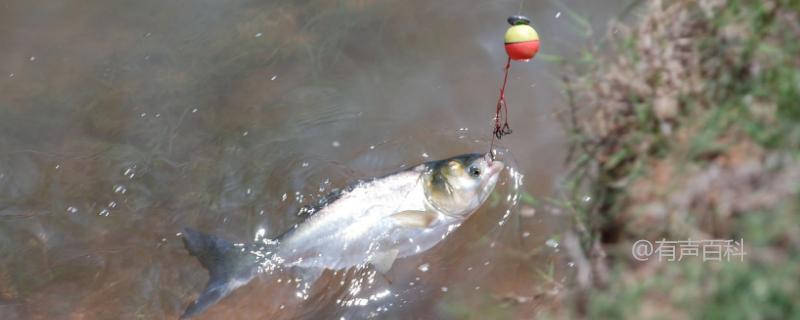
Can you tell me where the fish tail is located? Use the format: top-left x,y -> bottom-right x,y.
180,228 -> 259,318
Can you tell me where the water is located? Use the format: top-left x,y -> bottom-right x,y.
0,0 -> 628,318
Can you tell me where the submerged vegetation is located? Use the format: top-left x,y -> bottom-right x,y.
557,0 -> 800,318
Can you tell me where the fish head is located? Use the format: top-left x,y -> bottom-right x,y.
424,153 -> 505,217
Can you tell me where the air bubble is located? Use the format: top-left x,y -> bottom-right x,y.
417,263 -> 430,272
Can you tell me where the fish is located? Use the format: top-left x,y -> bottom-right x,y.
180,153 -> 504,318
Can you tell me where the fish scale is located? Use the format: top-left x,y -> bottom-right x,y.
179,153 -> 504,318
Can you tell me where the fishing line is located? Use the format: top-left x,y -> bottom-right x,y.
487,14 -> 540,158
489,56 -> 513,155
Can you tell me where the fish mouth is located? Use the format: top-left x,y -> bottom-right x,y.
480,160 -> 504,192
486,160 -> 505,178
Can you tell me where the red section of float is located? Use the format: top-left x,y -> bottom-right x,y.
504,40 -> 540,61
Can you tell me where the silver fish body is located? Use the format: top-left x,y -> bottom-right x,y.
280,167 -> 446,270
180,153 -> 504,318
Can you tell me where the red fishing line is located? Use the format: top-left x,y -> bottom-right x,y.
488,15 -> 540,158
490,57 -> 513,154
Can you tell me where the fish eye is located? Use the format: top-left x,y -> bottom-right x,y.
468,166 -> 481,177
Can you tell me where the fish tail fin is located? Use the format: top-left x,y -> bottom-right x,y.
180,228 -> 259,318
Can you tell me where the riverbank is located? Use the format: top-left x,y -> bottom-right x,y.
558,0 -> 800,318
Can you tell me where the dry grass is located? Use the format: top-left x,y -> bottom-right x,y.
554,0 -> 800,318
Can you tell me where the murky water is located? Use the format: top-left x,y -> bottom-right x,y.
1,0 -> 628,319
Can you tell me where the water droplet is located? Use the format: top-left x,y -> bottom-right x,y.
114,185 -> 127,194
255,228 -> 266,241
123,167 -> 135,179
417,263 -> 430,272
331,141 -> 341,147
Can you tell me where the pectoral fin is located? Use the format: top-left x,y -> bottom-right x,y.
389,210 -> 437,228
368,249 -> 399,273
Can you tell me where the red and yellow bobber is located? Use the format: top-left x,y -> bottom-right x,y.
504,15 -> 540,61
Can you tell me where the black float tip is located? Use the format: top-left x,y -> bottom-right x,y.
507,15 -> 531,26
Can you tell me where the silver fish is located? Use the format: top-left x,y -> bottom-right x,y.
180,153 -> 504,318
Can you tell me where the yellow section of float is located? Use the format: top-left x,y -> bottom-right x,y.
504,25 -> 539,44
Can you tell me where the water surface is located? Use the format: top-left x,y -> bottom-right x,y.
0,0 -> 628,318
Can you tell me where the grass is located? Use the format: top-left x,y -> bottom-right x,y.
552,0 -> 800,318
